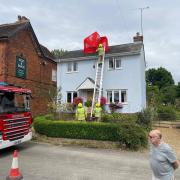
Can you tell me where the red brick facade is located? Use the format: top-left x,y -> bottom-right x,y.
0,17 -> 57,116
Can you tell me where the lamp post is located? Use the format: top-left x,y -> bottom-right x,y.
139,6 -> 149,35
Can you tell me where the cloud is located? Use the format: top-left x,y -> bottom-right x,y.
0,0 -> 179,83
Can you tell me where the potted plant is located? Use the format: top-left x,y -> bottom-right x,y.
109,102 -> 123,113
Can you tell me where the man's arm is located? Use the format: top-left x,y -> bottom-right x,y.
172,160 -> 179,170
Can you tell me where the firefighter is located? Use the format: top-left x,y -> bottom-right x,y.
96,43 -> 104,66
93,103 -> 102,122
76,103 -> 86,122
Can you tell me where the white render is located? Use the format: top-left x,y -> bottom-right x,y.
57,42 -> 146,113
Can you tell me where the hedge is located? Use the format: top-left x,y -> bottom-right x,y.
33,116 -> 148,150
101,113 -> 137,123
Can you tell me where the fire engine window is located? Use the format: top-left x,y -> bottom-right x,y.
2,92 -> 15,107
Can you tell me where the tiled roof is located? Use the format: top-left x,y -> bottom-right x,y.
40,45 -> 55,61
0,22 -> 28,39
0,20 -> 55,62
59,42 -> 143,61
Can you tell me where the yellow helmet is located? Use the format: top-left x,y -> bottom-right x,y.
96,103 -> 100,107
98,44 -> 103,48
78,103 -> 82,108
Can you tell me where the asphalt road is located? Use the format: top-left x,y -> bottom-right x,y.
0,141 -> 180,180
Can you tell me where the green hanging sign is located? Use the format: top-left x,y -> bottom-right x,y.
16,56 -> 26,79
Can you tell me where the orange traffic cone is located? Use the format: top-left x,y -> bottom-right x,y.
6,150 -> 23,180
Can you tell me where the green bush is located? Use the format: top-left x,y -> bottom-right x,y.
101,113 -> 137,124
157,105 -> 176,121
136,108 -> 156,130
117,122 -> 148,150
34,115 -> 147,150
84,100 -> 92,107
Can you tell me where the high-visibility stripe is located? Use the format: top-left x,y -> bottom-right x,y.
12,157 -> 18,168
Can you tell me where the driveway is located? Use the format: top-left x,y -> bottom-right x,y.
0,141 -> 180,180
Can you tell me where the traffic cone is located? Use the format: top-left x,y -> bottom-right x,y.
6,150 -> 23,180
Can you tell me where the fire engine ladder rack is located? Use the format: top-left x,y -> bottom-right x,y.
90,51 -> 105,119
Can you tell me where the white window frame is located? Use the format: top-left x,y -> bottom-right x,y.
108,57 -> 122,70
107,89 -> 127,103
66,62 -> 78,73
52,69 -> 57,82
66,91 -> 78,103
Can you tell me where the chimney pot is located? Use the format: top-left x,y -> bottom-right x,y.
133,32 -> 143,42
17,15 -> 22,21
17,15 -> 29,22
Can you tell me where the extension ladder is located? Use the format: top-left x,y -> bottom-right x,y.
90,52 -> 105,119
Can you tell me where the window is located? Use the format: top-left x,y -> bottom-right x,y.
73,62 -> 78,71
52,69 -> 57,82
121,90 -> 127,103
114,91 -> 119,103
108,57 -> 122,70
107,91 -> 112,103
67,92 -> 77,103
109,57 -> 114,69
115,58 -> 121,69
67,62 -> 78,72
107,90 -> 127,103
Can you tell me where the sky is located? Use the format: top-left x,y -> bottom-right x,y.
0,0 -> 180,84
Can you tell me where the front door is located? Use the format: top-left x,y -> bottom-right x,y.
87,90 -> 93,101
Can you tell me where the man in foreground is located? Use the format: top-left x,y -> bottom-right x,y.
149,129 -> 179,180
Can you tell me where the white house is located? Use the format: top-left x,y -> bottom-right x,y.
56,33 -> 146,113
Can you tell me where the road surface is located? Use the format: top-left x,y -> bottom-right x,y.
0,141 -> 180,180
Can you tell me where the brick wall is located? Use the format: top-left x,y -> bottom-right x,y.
0,42 -> 8,81
0,29 -> 56,116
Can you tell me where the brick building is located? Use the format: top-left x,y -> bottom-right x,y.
0,16 -> 57,115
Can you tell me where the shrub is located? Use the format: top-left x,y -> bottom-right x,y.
58,103 -> 75,113
136,108 -> 156,130
84,100 -> 92,107
34,115 -> 147,150
117,122 -> 147,150
101,113 -> 137,124
157,105 -> 176,121
100,96 -> 107,106
73,97 -> 83,106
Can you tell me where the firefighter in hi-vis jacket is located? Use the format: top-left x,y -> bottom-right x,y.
93,103 -> 102,122
76,103 -> 86,122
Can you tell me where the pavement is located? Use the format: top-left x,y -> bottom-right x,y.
0,141 -> 180,180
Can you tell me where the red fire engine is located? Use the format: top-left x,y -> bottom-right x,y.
0,82 -> 33,149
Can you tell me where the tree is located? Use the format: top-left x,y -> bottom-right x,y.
146,67 -> 174,89
146,85 -> 162,106
176,82 -> 180,98
160,85 -> 177,105
51,49 -> 67,58
46,86 -> 62,114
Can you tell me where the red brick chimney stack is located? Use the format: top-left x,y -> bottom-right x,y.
133,32 -> 143,42
17,15 -> 29,23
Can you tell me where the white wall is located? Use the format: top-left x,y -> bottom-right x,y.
57,59 -> 96,102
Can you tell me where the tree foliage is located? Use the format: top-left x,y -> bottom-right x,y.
51,49 -> 67,58
160,85 -> 177,104
176,82 -> 180,98
146,85 -> 162,106
146,67 -> 174,89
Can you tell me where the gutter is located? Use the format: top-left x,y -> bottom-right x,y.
56,51 -> 141,63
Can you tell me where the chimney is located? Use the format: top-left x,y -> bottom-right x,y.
133,32 -> 143,42
17,15 -> 29,23
17,15 -> 22,21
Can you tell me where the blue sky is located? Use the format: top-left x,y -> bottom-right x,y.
0,0 -> 180,83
